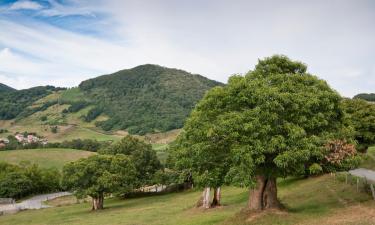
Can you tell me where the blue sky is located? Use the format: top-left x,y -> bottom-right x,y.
0,0 -> 374,97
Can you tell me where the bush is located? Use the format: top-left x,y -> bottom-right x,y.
309,163 -> 323,175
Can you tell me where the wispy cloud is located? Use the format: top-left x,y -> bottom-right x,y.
9,0 -> 43,10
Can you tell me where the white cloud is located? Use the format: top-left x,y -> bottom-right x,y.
0,0 -> 374,97
9,0 -> 43,10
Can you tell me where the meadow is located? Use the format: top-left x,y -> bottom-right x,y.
0,148 -> 95,170
0,175 -> 374,225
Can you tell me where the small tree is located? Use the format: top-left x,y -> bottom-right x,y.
62,154 -> 136,210
100,136 -> 162,187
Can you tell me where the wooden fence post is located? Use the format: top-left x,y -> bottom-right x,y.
370,184 -> 375,200
345,173 -> 348,184
356,178 -> 359,192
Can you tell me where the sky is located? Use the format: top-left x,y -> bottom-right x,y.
0,0 -> 374,97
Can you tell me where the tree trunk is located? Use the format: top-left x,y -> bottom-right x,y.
248,176 -> 280,211
211,187 -> 221,207
262,177 -> 280,209
202,187 -> 211,209
91,194 -> 104,211
248,175 -> 266,210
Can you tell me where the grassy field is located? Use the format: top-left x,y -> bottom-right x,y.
360,146 -> 375,170
1,175 -> 374,225
0,148 -> 95,170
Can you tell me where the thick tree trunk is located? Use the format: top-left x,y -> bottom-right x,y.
91,194 -> 104,211
262,177 -> 280,209
248,176 -> 280,211
211,187 -> 221,207
248,175 -> 266,210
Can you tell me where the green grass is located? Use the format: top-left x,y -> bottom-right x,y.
0,148 -> 95,170
360,146 -> 375,170
152,143 -> 169,164
1,175 -> 374,225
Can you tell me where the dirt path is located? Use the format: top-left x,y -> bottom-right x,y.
349,168 -> 375,182
0,192 -> 71,215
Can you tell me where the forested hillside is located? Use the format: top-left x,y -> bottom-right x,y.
354,93 -> 375,102
0,83 -> 15,93
79,64 -> 222,134
0,86 -> 63,120
0,65 -> 222,136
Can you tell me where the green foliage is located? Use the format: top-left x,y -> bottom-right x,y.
83,107 -> 103,122
173,55 -> 347,188
62,154 -> 137,199
64,101 -> 89,113
0,162 -> 61,199
341,98 -> 375,152
308,163 -> 323,175
354,93 -> 375,102
100,136 -> 162,186
0,86 -> 62,120
79,64 -> 222,134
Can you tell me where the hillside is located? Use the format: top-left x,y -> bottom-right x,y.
0,83 -> 15,93
0,65 -> 220,141
79,64 -> 223,134
1,175 -> 374,225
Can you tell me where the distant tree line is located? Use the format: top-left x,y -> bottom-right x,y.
1,137 -> 104,152
354,93 -> 375,102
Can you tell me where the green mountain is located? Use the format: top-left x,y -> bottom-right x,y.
0,65 -> 222,136
0,83 -> 15,93
79,64 -> 223,134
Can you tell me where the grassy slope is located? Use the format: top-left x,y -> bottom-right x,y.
0,148 -> 95,170
1,175 -> 374,225
0,90 -> 181,143
360,146 -> 375,170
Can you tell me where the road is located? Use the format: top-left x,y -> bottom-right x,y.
349,168 -> 375,183
0,192 -> 71,215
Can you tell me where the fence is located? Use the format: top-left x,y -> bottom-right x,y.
334,172 -> 375,200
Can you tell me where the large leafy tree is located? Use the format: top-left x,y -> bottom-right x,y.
175,55 -> 349,211
100,136 -> 162,187
62,154 -> 136,210
169,86 -> 231,208
341,98 -> 375,152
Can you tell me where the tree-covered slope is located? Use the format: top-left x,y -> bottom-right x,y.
0,83 -> 15,93
79,64 -> 223,134
0,86 -> 62,120
354,93 -> 375,102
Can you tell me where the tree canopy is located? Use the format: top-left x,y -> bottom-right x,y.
172,55 -> 356,210
341,98 -> 375,152
100,136 -> 162,186
62,154 -> 136,210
